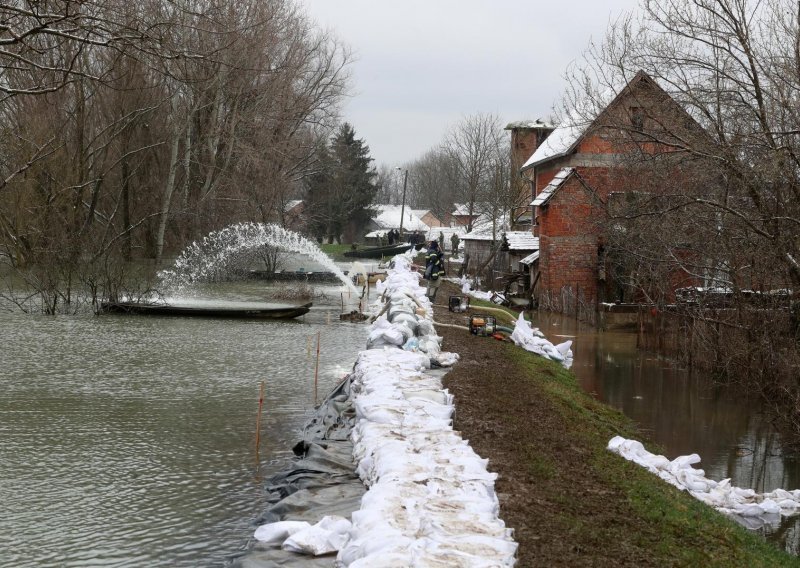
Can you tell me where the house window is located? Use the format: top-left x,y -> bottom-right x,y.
630,106 -> 644,131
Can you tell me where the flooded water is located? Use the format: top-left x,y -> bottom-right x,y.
530,312 -> 800,554
6,264 -> 800,563
0,280 -> 367,567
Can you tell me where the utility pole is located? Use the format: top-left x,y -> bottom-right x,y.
397,167 -> 409,238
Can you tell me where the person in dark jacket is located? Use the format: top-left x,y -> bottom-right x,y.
423,240 -> 445,299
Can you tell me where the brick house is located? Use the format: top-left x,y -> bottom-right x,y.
520,71 -> 707,310
450,203 -> 482,229
410,209 -> 445,228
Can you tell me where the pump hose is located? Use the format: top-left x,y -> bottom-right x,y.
431,321 -> 515,335
432,320 -> 470,332
466,305 -> 518,323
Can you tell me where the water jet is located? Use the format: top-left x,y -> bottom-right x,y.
158,223 -> 360,297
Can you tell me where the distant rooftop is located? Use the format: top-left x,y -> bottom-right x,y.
504,119 -> 555,130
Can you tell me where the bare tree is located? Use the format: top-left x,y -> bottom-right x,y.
0,0 -> 351,312
564,0 -> 800,437
442,113 -> 507,232
404,147 -> 462,222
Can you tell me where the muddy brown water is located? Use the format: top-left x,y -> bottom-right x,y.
529,311 -> 800,554
0,280 -> 367,567
3,273 -> 799,564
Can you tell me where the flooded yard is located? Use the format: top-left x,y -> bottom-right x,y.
530,311 -> 800,554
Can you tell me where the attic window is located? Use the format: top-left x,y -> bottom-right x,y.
630,107 -> 644,131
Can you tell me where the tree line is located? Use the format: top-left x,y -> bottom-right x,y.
0,0 -> 349,312
375,113 -> 519,236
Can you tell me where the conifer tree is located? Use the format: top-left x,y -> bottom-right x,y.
306,123 -> 379,243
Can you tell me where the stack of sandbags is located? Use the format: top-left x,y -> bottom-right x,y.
338,253 -> 517,566
608,436 -> 800,525
510,312 -> 573,369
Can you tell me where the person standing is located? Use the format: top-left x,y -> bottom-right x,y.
423,240 -> 445,300
450,232 -> 460,255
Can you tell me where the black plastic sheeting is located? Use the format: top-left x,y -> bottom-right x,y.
228,376 -> 366,568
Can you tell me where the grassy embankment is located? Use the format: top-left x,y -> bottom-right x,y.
460,298 -> 795,566
318,243 -> 352,262
517,351 -> 794,565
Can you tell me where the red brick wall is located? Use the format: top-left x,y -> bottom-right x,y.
537,170 -> 610,304
511,130 -> 539,169
531,73 -> 711,310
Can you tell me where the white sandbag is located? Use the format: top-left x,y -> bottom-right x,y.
253,520 -> 311,545
510,312 -> 573,368
281,515 -> 352,556
340,253 -> 517,566
608,435 -> 800,526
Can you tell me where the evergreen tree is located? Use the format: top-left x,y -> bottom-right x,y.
306,123 -> 379,243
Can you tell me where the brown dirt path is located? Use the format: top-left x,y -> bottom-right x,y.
430,283 -> 644,566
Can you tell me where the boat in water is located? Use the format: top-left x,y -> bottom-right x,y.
246,269 -> 342,283
343,243 -> 420,259
99,301 -> 312,320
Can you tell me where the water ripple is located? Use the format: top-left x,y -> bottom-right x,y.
0,303 -> 367,567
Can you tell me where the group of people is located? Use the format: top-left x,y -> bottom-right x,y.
386,228 -> 401,245
385,229 -> 427,246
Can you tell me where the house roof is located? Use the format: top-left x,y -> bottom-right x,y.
371,205 -> 429,232
521,117 -> 587,170
532,167 -> 575,207
452,203 -> 482,216
463,229 -> 539,251
519,251 -> 540,265
521,70 -> 660,171
506,232 -> 539,251
461,212 -> 510,240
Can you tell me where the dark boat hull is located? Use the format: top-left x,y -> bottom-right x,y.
343,243 -> 413,259
99,301 -> 312,320
247,270 -> 341,283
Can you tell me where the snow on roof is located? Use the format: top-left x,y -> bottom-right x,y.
451,203 -> 483,216
521,115 -> 588,170
506,232 -> 539,251
462,229 -> 539,251
284,199 -> 302,211
532,167 -> 575,207
461,212 -> 510,240
371,205 -> 429,232
519,251 -> 540,265
504,119 -> 555,130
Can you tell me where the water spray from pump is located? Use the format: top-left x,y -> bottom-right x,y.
157,222 -> 361,297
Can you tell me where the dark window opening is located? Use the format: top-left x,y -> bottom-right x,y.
630,106 -> 644,131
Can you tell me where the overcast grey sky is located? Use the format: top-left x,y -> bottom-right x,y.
302,0 -> 638,167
